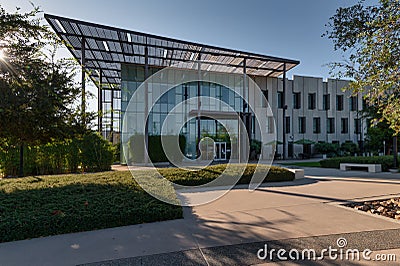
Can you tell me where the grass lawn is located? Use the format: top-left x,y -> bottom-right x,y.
281,161 -> 321,167
0,164 -> 293,243
0,171 -> 182,243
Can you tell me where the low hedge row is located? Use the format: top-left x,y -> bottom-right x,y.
160,164 -> 295,186
320,156 -> 394,171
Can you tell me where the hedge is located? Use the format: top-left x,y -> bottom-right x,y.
320,156 -> 394,171
0,132 -> 115,177
127,135 -> 186,163
160,164 -> 295,186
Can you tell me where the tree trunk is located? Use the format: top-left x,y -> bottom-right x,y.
394,136 -> 398,169
19,144 -> 24,177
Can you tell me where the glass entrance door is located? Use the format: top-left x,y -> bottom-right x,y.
215,142 -> 227,161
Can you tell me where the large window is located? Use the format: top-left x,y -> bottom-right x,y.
266,116 -> 275,134
308,93 -> 316,110
341,118 -> 349,134
277,92 -> 284,108
327,118 -> 335,134
285,116 -> 291,134
262,90 -> 269,107
313,117 -> 321,134
299,117 -> 306,134
263,90 -> 269,101
350,96 -> 358,111
323,94 -> 330,110
293,92 -> 301,109
354,119 -> 362,134
336,95 -> 344,111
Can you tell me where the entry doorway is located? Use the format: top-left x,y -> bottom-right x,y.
214,142 -> 227,161
288,142 -> 294,158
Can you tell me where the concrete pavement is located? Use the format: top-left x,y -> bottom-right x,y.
1,167 -> 400,265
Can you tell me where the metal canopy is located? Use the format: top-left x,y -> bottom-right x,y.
45,14 -> 300,87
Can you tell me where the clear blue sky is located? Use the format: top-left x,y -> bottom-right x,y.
1,0 -> 377,112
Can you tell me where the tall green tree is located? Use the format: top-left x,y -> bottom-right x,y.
324,0 -> 400,166
0,6 -> 83,176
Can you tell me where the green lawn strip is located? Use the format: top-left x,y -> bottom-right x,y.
280,161 -> 321,168
0,164 -> 293,243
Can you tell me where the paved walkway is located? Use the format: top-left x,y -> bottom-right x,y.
1,167 -> 400,265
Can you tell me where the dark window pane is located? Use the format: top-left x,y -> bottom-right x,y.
323,94 -> 330,110
285,117 -> 290,134
308,93 -> 316,110
327,118 -> 335,134
277,92 -> 283,108
299,117 -> 306,134
293,92 -> 301,109
313,117 -> 321,134
341,118 -> 349,134
336,95 -> 344,111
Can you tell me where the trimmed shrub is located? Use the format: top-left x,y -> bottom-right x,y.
128,135 -> 186,163
161,164 -> 295,186
320,156 -> 394,171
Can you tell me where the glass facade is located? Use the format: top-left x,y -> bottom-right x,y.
121,63 -> 247,160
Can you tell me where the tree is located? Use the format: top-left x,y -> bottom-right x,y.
0,6 -> 83,176
362,105 -> 394,155
324,0 -> 400,167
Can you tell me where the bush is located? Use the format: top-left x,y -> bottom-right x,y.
340,141 -> 360,156
80,133 -> 115,172
250,139 -> 262,155
320,156 -> 394,171
314,142 -> 340,157
128,135 -> 186,163
161,164 -> 295,186
0,132 -> 115,177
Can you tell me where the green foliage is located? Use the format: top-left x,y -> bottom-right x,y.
113,142 -> 121,163
282,161 -> 321,168
250,139 -> 262,155
0,6 -> 83,145
0,171 -> 182,243
80,133 -> 115,172
0,132 -> 114,177
0,164 -> 293,242
364,121 -> 394,155
161,164 -> 295,186
340,141 -> 360,156
127,135 -> 186,163
314,142 -> 340,157
320,156 -> 394,171
0,6 -> 89,176
324,0 -> 400,134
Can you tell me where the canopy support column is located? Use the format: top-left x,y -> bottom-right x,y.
282,63 -> 287,160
